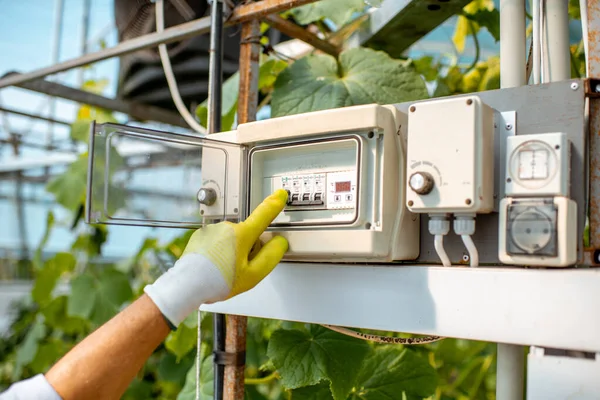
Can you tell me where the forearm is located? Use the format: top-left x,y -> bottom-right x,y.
45,294 -> 170,400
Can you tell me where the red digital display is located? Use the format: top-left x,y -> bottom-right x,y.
335,181 -> 351,193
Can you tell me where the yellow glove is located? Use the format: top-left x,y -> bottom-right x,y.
144,190 -> 288,327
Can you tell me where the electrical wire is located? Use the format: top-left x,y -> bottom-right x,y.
461,234 -> 479,268
195,309 -> 202,400
434,234 -> 451,267
321,325 -> 444,345
155,0 -> 207,134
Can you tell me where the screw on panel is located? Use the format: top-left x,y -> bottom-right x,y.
365,222 -> 372,229
505,123 -> 513,131
233,208 -> 239,213
555,144 -> 560,150
595,84 -> 600,93
465,198 -> 472,205
408,200 -> 414,206
466,99 -> 473,105
571,82 -> 579,90
368,131 -> 375,139
462,254 -> 470,262
507,178 -> 512,183
410,106 -> 416,112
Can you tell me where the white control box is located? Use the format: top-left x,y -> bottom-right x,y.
405,95 -> 495,213
498,197 -> 577,267
505,132 -> 570,197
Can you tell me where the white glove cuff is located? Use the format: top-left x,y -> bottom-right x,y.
144,253 -> 230,328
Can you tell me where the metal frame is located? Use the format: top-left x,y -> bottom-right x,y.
0,1 -> 598,400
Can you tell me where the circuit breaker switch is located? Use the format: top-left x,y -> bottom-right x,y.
197,188 -> 217,206
409,172 -> 434,195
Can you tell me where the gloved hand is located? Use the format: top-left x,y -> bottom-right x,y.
144,189 -> 289,328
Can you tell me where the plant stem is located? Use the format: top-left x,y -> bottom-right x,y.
466,21 -> 481,72
245,372 -> 279,385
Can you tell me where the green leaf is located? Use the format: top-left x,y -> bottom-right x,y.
71,104 -> 117,143
465,9 -> 500,42
33,211 -> 55,270
166,323 -> 198,361
568,0 -> 580,19
71,226 -> 108,257
245,386 -> 270,400
158,351 -> 195,384
177,343 -> 214,400
29,339 -> 69,373
412,56 -> 438,82
67,267 -> 133,326
291,383 -> 334,400
67,274 -> 96,319
90,268 -> 133,325
349,347 -> 438,400
292,0 -> 365,27
478,56 -> 500,92
271,48 -> 428,118
258,59 -> 289,94
32,253 -> 76,306
13,317 -> 46,379
267,325 -> 370,400
122,378 -> 153,400
46,155 -> 88,211
42,296 -> 88,335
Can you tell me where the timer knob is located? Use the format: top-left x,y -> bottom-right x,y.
409,172 -> 434,195
197,188 -> 217,205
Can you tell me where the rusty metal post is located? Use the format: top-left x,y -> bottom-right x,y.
588,1 -> 600,261
223,18 -> 261,400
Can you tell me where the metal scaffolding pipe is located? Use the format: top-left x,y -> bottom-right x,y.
0,0 -> 321,90
12,76 -> 188,127
542,0 -> 570,82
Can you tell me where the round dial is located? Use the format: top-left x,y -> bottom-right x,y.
409,172 -> 434,195
508,140 -> 558,190
197,188 -> 217,206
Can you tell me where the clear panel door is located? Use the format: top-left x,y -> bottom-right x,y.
85,122 -> 245,228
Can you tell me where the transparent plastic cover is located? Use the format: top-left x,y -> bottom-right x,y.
86,122 -> 244,228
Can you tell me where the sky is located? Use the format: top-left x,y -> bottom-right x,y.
0,0 -> 582,267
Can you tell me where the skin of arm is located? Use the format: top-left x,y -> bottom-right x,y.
45,294 -> 170,400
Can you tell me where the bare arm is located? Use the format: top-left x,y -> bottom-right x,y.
45,295 -> 170,400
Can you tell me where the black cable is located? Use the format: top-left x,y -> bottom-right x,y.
208,1 -> 225,399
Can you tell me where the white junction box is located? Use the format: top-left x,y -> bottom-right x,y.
498,132 -> 576,267
86,104 -> 420,263
405,95 -> 495,213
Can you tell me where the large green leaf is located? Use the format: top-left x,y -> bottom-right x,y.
158,351 -> 196,384
465,9 -> 500,42
271,48 -> 428,118
195,58 -> 288,132
46,155 -> 88,211
292,0 -> 365,27
166,323 -> 198,361
349,347 -> 438,400
67,268 -> 133,326
67,274 -> 96,319
177,343 -> 214,400
291,383 -> 333,400
41,296 -> 88,335
13,317 -> 46,379
32,253 -> 76,306
267,325 -> 370,400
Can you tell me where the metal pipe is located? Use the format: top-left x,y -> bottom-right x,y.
542,0 -> 570,82
47,0 -> 64,173
78,0 -> 92,85
263,14 -> 340,56
223,18 -> 262,400
13,77 -> 187,127
0,106 -> 70,126
207,1 -> 226,399
498,2 -> 526,399
500,0 -> 526,88
0,0 -> 321,90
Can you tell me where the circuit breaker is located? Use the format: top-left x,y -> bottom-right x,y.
85,104 -> 420,263
498,132 -> 577,267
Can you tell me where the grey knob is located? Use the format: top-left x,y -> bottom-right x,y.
197,188 -> 217,205
409,172 -> 434,195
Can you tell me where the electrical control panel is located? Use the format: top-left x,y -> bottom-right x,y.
498,132 -> 577,267
86,104 -> 420,263
405,95 -> 495,213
